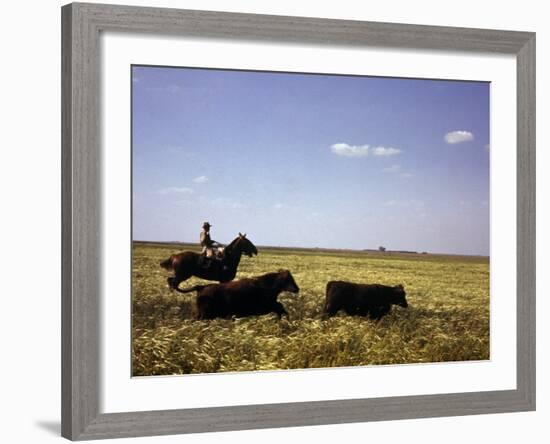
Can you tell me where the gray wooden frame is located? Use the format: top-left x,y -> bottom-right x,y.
61,2 -> 536,440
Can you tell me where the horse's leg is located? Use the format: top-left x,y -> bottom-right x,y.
167,276 -> 186,290
168,268 -> 193,290
172,275 -> 191,290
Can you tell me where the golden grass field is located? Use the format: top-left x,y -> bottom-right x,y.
132,241 -> 490,376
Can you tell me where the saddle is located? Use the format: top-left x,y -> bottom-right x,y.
200,247 -> 225,269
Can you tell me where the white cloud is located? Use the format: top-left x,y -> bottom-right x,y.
193,175 -> 209,184
400,173 -> 414,179
330,143 -> 370,157
273,203 -> 284,210
330,143 -> 401,158
371,146 -> 402,156
158,187 -> 194,195
444,130 -> 474,144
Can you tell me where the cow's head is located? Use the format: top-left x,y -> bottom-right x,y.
278,269 -> 300,294
393,284 -> 408,308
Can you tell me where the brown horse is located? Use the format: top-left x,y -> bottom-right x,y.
159,233 -> 258,290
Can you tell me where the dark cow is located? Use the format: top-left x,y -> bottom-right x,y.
177,270 -> 300,320
323,281 -> 408,320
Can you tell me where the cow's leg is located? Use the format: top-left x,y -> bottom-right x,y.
368,307 -> 380,320
199,310 -> 217,320
197,305 -> 216,320
273,302 -> 287,319
196,296 -> 218,320
344,306 -> 357,316
353,306 -> 367,317
370,305 -> 391,321
323,303 -> 339,318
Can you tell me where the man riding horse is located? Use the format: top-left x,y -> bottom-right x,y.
199,222 -> 222,268
160,231 -> 258,287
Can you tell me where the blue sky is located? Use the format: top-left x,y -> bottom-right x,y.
132,66 -> 490,255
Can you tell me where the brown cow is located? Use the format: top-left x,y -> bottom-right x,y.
177,270 -> 300,320
323,281 -> 408,320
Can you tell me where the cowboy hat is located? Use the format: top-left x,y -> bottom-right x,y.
202,222 -> 212,228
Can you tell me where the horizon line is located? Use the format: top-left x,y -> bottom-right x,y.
132,239 -> 489,258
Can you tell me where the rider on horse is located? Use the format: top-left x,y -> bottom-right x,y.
199,222 -> 222,268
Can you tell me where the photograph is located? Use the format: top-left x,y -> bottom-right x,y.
131,65 -> 490,376
1,0 -> 542,441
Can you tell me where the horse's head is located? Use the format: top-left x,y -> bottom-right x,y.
235,232 -> 258,257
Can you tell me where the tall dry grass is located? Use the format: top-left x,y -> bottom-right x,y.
132,242 -> 489,376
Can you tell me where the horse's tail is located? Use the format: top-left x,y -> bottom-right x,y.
175,284 -> 208,294
160,255 -> 174,270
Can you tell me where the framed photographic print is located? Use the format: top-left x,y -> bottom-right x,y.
61,2 -> 535,440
